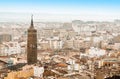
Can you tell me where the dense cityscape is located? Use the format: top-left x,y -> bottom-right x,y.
0,0 -> 120,79
0,18 -> 120,79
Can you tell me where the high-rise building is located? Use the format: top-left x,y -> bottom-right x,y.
27,15 -> 37,64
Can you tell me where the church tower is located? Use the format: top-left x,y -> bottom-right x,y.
27,15 -> 37,64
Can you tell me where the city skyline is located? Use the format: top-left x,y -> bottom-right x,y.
1,1 -> 120,79
0,0 -> 120,22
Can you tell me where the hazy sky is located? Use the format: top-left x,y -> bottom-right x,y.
0,0 -> 120,22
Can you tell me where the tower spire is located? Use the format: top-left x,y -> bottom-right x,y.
27,14 -> 37,64
30,15 -> 34,28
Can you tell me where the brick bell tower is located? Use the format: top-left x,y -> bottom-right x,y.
27,15 -> 37,64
